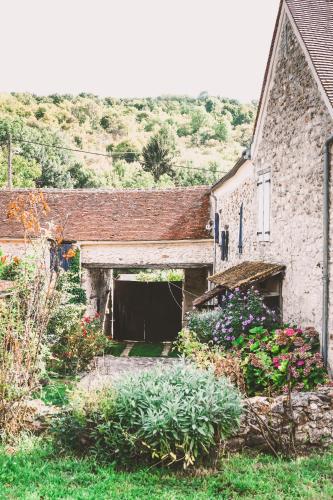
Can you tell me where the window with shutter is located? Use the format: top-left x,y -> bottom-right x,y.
263,172 -> 271,241
238,203 -> 243,254
257,175 -> 264,241
257,171 -> 271,242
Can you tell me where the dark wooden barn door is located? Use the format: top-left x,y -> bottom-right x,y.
113,281 -> 182,342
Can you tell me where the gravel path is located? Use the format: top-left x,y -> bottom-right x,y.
79,355 -> 181,391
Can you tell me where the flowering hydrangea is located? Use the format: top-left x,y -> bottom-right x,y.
213,287 -> 276,346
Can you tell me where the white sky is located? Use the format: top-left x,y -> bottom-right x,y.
1,0 -> 280,101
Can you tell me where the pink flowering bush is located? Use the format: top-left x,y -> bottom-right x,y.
238,326 -> 327,395
49,310 -> 111,374
183,289 -> 328,396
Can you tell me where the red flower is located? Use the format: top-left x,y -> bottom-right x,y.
83,316 -> 91,324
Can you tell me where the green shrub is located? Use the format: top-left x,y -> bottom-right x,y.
48,308 -> 108,374
187,309 -> 223,342
55,365 -> 242,468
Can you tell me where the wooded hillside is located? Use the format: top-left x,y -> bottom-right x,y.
0,93 -> 256,189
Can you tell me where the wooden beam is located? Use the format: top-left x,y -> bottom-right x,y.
82,263 -> 213,270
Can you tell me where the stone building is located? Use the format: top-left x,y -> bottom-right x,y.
0,187 -> 212,341
199,0 -> 333,369
0,0 -> 332,364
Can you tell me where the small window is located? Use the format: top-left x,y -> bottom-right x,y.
257,171 -> 271,242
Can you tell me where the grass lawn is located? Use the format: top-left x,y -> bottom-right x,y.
104,341 -> 126,357
129,342 -> 163,357
0,440 -> 332,499
35,377 -> 77,407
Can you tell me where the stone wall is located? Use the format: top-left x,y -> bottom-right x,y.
212,15 -> 333,367
227,386 -> 333,452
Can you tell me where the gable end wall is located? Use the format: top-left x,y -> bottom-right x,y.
213,16 -> 333,367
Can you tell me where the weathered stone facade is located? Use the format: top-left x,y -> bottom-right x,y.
212,15 -> 333,367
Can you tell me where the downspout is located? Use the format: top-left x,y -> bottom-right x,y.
323,134 -> 333,367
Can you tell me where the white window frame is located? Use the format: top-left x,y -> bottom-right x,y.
257,170 -> 271,242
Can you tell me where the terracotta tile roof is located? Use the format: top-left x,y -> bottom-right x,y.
208,261 -> 285,289
286,0 -> 333,108
254,0 -> 333,139
0,187 -> 211,242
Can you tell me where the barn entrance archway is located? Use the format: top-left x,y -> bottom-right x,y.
113,280 -> 182,341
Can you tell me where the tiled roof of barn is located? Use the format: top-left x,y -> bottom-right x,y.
286,0 -> 333,108
254,0 -> 333,138
0,187 -> 211,242
209,261 -> 286,289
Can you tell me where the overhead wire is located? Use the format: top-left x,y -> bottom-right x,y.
11,137 -> 228,176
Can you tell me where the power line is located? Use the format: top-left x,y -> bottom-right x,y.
11,137 -> 227,176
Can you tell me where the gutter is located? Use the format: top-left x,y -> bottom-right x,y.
323,135 -> 333,367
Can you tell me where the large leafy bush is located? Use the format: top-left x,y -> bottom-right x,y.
177,326 -> 327,396
180,289 -> 328,396
55,365 -> 243,468
239,326 -> 327,395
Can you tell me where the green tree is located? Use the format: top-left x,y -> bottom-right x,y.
112,140 -> 140,163
68,162 -> 101,188
141,127 -> 178,181
214,119 -> 229,142
190,110 -> 207,133
0,151 -> 41,187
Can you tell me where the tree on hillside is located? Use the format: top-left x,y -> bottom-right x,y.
0,151 -> 41,188
141,127 -> 178,181
190,110 -> 208,133
0,118 -> 98,188
68,162 -> 101,189
111,140 -> 140,163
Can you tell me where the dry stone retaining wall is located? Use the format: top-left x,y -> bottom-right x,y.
227,386 -> 333,452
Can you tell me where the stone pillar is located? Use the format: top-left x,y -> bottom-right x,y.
182,267 -> 209,323
81,267 -> 112,333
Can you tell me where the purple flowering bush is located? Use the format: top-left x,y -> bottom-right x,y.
213,288 -> 276,347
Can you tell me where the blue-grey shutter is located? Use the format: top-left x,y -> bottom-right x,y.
263,172 -> 271,241
238,203 -> 243,254
214,212 -> 220,243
